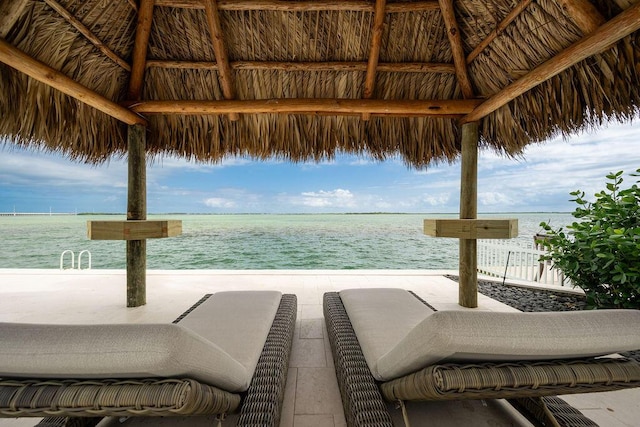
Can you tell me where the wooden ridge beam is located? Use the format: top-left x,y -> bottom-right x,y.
467,0 -> 533,64
462,2 -> 640,123
128,0 -> 155,101
130,98 -> 481,116
204,0 -> 238,121
0,0 -> 29,38
439,0 -> 474,99
154,0 -> 439,12
43,0 -> 131,71
0,39 -> 146,125
146,59 -> 456,73
557,0 -> 605,34
362,0 -> 386,121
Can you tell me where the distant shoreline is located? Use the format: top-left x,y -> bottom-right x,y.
0,212 -> 77,216
1,211 -> 572,216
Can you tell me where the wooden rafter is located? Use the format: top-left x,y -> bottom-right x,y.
43,0 -> 131,71
466,0 -> 533,64
612,0 -> 638,10
126,0 -> 139,12
462,1 -> 640,123
438,0 -> 474,99
128,0 -> 155,101
0,39 -> 146,125
146,59 -> 457,73
154,0 -> 439,13
130,98 -> 482,116
204,0 -> 238,121
557,0 -> 605,34
362,0 -> 386,121
0,0 -> 29,38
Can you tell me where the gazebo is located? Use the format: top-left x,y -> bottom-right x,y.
1,0 -> 639,307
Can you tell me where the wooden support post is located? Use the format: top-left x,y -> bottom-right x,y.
127,124 -> 147,307
459,122 -> 478,308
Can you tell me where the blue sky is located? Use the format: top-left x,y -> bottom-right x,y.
1,119 -> 639,214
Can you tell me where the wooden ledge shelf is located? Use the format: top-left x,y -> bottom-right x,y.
424,219 -> 518,239
87,220 -> 182,240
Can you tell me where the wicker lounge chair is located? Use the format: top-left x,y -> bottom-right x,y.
323,289 -> 640,427
0,291 -> 297,427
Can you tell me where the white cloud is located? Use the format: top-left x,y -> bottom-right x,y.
478,191 -> 516,207
293,189 -> 356,208
151,155 -> 252,171
0,150 -> 127,190
422,193 -> 451,207
203,197 -> 237,208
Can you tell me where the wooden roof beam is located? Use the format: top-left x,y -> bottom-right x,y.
204,0 -> 239,121
439,0 -> 474,99
154,0 -> 439,13
557,0 -> 605,34
612,0 -> 639,10
43,0 -> 131,71
462,1 -> 640,124
467,0 -> 533,64
0,0 -> 29,38
130,98 -> 482,116
146,59 -> 457,73
0,39 -> 146,125
128,0 -> 155,101
362,0 -> 386,121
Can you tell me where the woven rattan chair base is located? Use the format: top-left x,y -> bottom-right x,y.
35,418 -> 102,427
323,291 -> 640,427
237,293 -> 297,427
1,293 -> 297,427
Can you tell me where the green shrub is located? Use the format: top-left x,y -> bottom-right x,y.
539,169 -> 640,309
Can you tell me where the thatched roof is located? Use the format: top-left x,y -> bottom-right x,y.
1,0 -> 639,167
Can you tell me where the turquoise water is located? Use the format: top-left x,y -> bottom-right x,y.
0,213 -> 572,270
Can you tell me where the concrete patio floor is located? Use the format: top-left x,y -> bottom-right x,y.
0,269 -> 637,427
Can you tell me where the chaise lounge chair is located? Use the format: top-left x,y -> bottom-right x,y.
323,288 -> 640,427
0,291 -> 297,427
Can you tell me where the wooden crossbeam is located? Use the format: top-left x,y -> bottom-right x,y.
154,0 -> 439,12
438,0 -> 474,98
130,98 -> 481,116
0,0 -> 29,38
43,0 -> 131,71
462,2 -> 640,123
0,39 -> 146,125
362,0 -> 387,121
204,0 -> 238,121
128,0 -> 155,100
467,0 -> 533,64
145,59 -> 456,73
557,0 -> 605,34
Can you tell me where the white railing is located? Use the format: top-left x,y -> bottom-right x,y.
59,250 -> 92,270
477,240 -> 567,286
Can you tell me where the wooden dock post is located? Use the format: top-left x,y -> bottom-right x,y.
127,124 -> 146,307
459,121 -> 478,308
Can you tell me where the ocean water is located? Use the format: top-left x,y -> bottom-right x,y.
0,213 -> 573,270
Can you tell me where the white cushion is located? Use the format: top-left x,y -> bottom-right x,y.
178,290 -> 283,379
339,288 -> 433,378
0,322 -> 249,391
340,289 -> 640,382
0,290 -> 283,393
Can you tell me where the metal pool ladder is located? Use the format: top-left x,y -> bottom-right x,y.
59,250 -> 92,270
